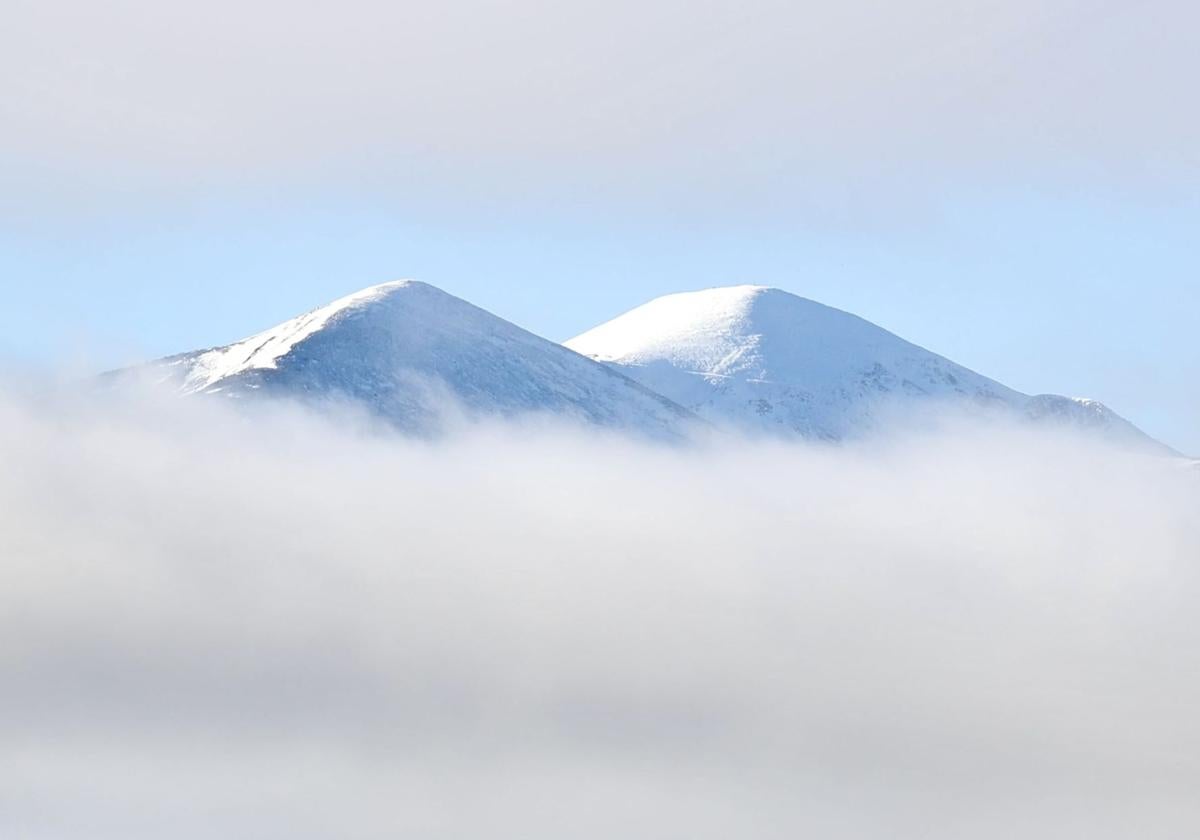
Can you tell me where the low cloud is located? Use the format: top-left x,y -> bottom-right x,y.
3,0 -> 1197,200
2,382 -> 1199,838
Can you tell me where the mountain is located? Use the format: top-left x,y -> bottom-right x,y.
138,281 -> 697,439
127,280 -> 1170,452
566,285 -> 1171,451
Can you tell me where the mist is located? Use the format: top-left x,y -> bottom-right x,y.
2,383 -> 1199,839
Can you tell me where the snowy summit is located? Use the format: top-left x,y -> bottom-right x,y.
145,281 -> 697,438
567,285 -> 1167,449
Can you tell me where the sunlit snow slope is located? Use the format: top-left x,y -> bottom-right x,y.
146,281 -> 697,438
567,285 -> 1169,450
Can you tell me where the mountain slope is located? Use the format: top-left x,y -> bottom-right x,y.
143,281 -> 698,438
566,285 -> 1170,451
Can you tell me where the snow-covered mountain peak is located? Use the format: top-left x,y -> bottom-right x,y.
126,280 -> 1171,452
567,284 -> 771,368
143,281 -> 698,439
567,285 -> 1167,451
568,285 -> 1022,406
181,280 -> 423,394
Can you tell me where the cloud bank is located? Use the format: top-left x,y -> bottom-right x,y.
2,383 -> 1199,838
4,0 -> 1197,197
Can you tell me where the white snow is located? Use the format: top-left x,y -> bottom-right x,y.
135,280 -> 1168,451
180,281 -> 413,394
567,285 -> 1168,450
566,285 -> 773,375
150,280 -> 697,439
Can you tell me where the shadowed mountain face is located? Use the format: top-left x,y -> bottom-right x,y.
567,285 -> 1172,453
143,281 -> 698,439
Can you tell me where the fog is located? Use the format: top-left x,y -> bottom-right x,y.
2,384 -> 1199,838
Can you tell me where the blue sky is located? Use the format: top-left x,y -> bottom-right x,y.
2,0 -> 1197,451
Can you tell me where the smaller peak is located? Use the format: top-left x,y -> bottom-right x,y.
629,284 -> 836,326
567,284 -> 786,364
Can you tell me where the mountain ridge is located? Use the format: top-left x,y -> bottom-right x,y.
124,279 -> 1173,453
